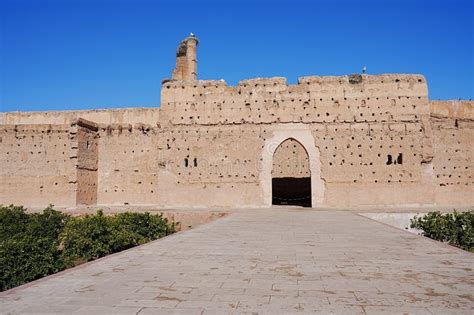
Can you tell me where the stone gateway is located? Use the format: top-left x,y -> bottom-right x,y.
1,35 -> 473,209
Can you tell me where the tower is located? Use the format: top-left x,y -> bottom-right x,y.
172,34 -> 199,81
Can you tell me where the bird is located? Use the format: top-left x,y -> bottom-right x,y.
190,32 -> 195,37
362,66 -> 367,74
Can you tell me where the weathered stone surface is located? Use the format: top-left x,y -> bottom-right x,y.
0,36 -> 472,208
0,108 -> 161,125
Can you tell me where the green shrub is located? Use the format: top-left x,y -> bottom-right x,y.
0,205 -> 30,239
60,210 -> 175,266
60,210 -> 114,265
0,205 -> 69,291
109,212 -> 175,252
0,236 -> 65,291
0,205 -> 175,292
410,211 -> 474,252
27,206 -> 70,240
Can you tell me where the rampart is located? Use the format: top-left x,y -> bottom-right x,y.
160,74 -> 429,126
0,108 -> 160,125
429,100 -> 474,205
0,36 -> 472,209
0,119 -> 99,207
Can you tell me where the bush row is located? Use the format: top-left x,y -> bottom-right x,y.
410,210 -> 473,252
0,205 -> 175,291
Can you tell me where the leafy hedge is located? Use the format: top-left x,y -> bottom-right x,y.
0,206 -> 69,291
61,210 -> 175,265
410,211 -> 473,252
0,205 -> 175,291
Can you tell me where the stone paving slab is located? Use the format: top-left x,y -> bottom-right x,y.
0,209 -> 473,314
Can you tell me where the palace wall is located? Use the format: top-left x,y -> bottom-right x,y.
95,124 -> 265,207
430,100 -> 474,119
0,108 -> 160,125
96,124 -> 161,206
0,119 -> 100,208
155,74 -> 439,207
155,125 -> 265,207
75,119 -> 99,205
430,101 -> 474,206
0,74 -> 472,209
160,74 -> 429,126
0,124 -> 77,207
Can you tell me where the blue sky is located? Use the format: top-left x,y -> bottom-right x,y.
0,0 -> 473,112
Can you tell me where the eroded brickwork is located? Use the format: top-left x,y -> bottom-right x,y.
74,119 -> 99,205
272,138 -> 310,178
159,75 -> 428,126
97,124 -> 160,205
0,108 -> 160,125
312,122 -> 425,184
430,101 -> 474,205
0,124 -> 77,207
0,37 -> 472,209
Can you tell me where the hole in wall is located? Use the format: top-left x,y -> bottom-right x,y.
397,153 -> 403,164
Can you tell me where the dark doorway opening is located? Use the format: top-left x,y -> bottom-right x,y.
272,177 -> 312,207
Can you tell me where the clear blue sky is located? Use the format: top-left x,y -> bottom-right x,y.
0,0 -> 473,112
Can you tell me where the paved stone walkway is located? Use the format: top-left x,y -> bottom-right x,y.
1,209 -> 473,314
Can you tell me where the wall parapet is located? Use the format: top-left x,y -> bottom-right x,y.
0,108 -> 161,125
0,123 -> 77,207
98,123 -> 160,136
160,73 -> 429,127
430,100 -> 474,120
0,124 -> 70,131
161,73 -> 426,91
72,118 -> 99,132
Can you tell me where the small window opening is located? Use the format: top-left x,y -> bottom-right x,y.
386,154 -> 393,165
184,158 -> 189,167
397,153 -> 403,164
193,158 -> 197,167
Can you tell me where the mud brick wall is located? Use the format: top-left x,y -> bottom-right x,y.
0,108 -> 160,125
0,124 -> 77,207
96,124 -> 161,206
73,119 -> 99,205
430,101 -> 474,206
1,74 -> 472,208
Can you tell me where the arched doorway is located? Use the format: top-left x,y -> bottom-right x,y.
272,138 -> 312,207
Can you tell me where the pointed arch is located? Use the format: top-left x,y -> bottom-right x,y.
272,138 -> 310,177
260,124 -> 325,207
272,138 -> 311,206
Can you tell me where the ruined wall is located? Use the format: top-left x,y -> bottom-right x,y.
160,74 -> 428,126
158,74 -> 437,207
1,72 -> 472,209
171,35 -> 198,81
96,124 -> 161,206
155,125 -> 265,207
1,32 -> 471,209
430,101 -> 474,206
96,123 -> 265,207
430,100 -> 474,119
0,124 -> 77,207
74,119 -> 99,205
0,108 -> 160,125
0,119 -> 100,208
313,121 -> 434,207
